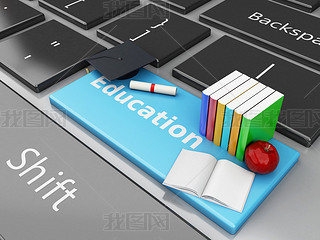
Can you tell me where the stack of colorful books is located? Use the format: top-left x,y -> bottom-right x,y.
200,71 -> 284,161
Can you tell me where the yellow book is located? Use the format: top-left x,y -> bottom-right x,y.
213,102 -> 225,146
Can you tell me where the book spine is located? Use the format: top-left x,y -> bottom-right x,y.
236,117 -> 251,161
228,112 -> 243,156
206,97 -> 218,141
199,92 -> 209,136
213,102 -> 226,146
221,106 -> 233,150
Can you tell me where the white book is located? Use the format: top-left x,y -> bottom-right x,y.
218,78 -> 258,106
227,82 -> 266,111
235,87 -> 275,115
243,91 -> 284,120
202,70 -> 242,97
210,74 -> 250,102
163,149 -> 255,213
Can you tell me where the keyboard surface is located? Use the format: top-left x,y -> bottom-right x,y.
273,0 -> 320,12
39,0 -> 140,29
200,0 -> 320,71
0,20 -> 105,92
150,0 -> 211,14
0,0 -> 44,39
1,0 -> 320,239
98,4 -> 210,67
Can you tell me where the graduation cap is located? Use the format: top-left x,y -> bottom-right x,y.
86,41 -> 156,80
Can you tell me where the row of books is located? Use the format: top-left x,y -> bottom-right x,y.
200,71 -> 284,160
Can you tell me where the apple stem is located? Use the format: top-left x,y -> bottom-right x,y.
265,145 -> 271,152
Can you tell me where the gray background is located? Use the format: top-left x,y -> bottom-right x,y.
1,0 -> 320,239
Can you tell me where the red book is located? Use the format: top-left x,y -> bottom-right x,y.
206,97 -> 218,141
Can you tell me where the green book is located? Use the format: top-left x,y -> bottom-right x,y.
236,91 -> 284,161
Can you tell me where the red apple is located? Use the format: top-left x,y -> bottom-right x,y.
245,141 -> 279,174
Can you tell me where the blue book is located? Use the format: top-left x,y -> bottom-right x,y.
221,106 -> 235,150
50,69 -> 299,234
199,70 -> 242,136
221,83 -> 266,150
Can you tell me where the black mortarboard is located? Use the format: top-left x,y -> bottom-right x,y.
86,41 -> 156,80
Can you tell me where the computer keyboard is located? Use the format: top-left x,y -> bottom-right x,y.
273,0 -> 320,12
1,0 -> 320,239
98,4 -> 211,67
200,0 -> 320,72
0,0 -> 44,39
150,0 -> 212,14
0,20 -> 105,92
39,0 -> 140,29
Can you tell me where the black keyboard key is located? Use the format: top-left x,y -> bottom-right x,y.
39,0 -> 140,30
98,4 -> 210,67
274,0 -> 320,12
150,0 -> 211,14
0,20 -> 105,93
173,36 -> 320,147
200,0 -> 320,72
0,0 -> 45,39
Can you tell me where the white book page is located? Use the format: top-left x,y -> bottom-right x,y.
202,160 -> 255,212
163,149 -> 217,197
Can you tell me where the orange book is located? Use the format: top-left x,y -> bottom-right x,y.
228,112 -> 242,156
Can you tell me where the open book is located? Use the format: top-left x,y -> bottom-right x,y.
163,149 -> 255,213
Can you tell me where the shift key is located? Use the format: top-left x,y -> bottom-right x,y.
200,0 -> 320,71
